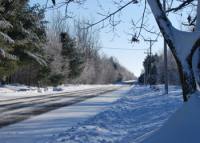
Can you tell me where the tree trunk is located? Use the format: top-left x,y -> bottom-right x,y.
176,59 -> 196,102
9,75 -> 11,84
29,65 -> 32,86
6,76 -> 9,85
1,76 -> 6,85
192,47 -> 200,89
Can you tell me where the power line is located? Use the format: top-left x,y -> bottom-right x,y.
100,47 -> 146,50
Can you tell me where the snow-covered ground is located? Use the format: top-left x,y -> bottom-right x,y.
0,83 -> 187,143
0,83 -> 108,101
45,84 -> 183,143
141,91 -> 200,143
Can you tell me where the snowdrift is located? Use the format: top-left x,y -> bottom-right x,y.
141,92 -> 200,143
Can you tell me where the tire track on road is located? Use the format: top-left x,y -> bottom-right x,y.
0,85 -> 128,128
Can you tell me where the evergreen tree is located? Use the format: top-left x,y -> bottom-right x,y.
60,32 -> 84,79
138,73 -> 144,84
139,54 -> 158,85
0,0 -> 15,53
0,0 -> 47,84
8,2 -> 47,66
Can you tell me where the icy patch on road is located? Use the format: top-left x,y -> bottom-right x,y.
46,85 -> 183,143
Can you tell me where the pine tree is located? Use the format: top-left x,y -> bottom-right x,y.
0,0 -> 21,81
0,0 -> 47,84
60,32 -> 84,79
8,2 -> 47,66
139,54 -> 158,85
0,0 -> 15,55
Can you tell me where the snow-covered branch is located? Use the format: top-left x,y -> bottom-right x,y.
0,47 -> 5,58
0,20 -> 13,28
0,6 -> 5,12
24,51 -> 47,66
0,32 -> 14,44
147,0 -> 174,42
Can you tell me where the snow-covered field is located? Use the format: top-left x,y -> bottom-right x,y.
0,83 -> 193,143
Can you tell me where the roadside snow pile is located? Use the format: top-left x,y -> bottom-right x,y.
0,83 -> 38,93
46,85 -> 183,143
0,84 -> 105,94
141,92 -> 200,143
51,84 -> 103,92
0,83 -> 108,101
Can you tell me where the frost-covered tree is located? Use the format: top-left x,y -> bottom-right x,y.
167,49 -> 180,85
0,0 -> 15,54
150,49 -> 180,85
139,54 -> 158,85
8,2 -> 47,66
40,5 -> 136,85
60,32 -> 84,79
73,17 -> 101,60
0,0 -> 16,81
0,0 -> 47,83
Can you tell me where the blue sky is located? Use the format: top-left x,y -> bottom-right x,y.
29,0 -> 186,77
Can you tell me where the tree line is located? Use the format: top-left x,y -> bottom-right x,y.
0,0 -> 136,86
138,48 -> 200,86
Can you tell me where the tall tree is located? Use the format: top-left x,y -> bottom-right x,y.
0,0 -> 16,80
8,2 -> 47,66
0,0 -> 47,83
60,32 -> 84,79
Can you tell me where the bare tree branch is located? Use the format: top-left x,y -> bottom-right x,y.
182,15 -> 197,26
137,0 -> 147,39
166,0 -> 194,13
84,0 -> 138,29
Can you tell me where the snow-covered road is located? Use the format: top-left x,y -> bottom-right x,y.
0,85 -> 133,143
0,84 -> 125,128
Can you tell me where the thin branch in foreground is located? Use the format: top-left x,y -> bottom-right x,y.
165,0 -> 194,13
84,0 -> 138,29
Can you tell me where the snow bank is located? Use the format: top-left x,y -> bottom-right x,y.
0,83 -> 107,101
46,85 -> 183,143
141,92 -> 200,143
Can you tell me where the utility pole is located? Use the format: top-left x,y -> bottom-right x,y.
144,68 -> 145,85
144,39 -> 157,87
144,50 -> 150,86
146,59 -> 149,85
163,0 -> 168,94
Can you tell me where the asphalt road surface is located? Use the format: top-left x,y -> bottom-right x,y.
0,82 -> 135,128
